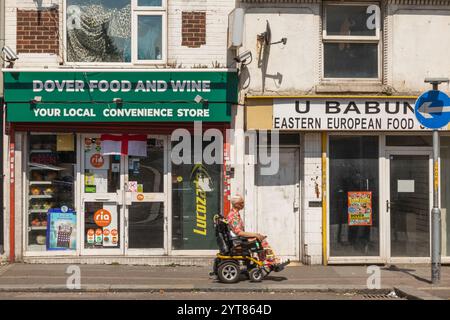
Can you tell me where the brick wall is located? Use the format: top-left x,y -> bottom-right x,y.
181,11 -> 206,48
6,0 -> 233,67
16,8 -> 59,54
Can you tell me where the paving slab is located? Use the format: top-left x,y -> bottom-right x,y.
0,263 -> 448,299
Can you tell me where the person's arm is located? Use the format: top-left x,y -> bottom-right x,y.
236,231 -> 266,242
227,211 -> 266,241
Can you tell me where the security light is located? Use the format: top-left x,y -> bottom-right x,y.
113,98 -> 123,107
234,50 -> 252,65
30,96 -> 42,105
194,95 -> 209,109
2,46 -> 18,61
194,95 -> 205,104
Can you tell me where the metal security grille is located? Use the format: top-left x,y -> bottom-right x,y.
240,0 -> 319,3
362,291 -> 403,300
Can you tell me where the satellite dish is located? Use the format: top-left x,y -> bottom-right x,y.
264,20 -> 271,45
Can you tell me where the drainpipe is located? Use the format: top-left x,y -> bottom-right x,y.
9,126 -> 14,263
321,132 -> 327,266
0,0 -> 5,254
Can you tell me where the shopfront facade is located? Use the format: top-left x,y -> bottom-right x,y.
245,96 -> 450,264
3,70 -> 237,263
232,0 -> 450,265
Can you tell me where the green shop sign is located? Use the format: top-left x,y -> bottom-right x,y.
3,70 -> 238,122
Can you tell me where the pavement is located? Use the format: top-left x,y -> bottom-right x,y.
0,262 -> 449,299
0,291 -> 406,300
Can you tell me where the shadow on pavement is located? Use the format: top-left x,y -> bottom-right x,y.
382,265 -> 432,285
264,275 -> 288,282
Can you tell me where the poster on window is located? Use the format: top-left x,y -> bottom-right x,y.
84,138 -> 110,170
46,208 -> 77,250
92,204 -> 119,247
348,191 -> 372,226
174,163 -> 219,250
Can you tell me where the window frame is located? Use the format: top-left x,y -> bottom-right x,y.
63,0 -> 168,66
135,0 -> 166,10
322,1 -> 382,81
132,11 -> 167,65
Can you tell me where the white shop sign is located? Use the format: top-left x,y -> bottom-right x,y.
273,99 -> 429,131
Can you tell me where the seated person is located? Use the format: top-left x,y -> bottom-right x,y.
227,194 -> 288,269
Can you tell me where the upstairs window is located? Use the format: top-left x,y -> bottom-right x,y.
322,3 -> 381,79
66,0 -> 166,64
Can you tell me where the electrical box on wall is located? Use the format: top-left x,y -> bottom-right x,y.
228,8 -> 245,49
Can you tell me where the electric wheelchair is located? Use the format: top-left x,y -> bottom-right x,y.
210,214 -> 290,283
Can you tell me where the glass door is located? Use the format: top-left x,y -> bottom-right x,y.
124,136 -> 167,255
386,151 -> 432,261
81,135 -> 124,255
328,136 -> 380,261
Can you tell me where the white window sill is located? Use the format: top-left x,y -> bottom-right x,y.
316,82 -> 385,94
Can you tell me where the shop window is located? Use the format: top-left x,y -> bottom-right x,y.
138,0 -> 162,5
171,137 -> 222,250
258,132 -> 300,146
135,14 -> 164,62
329,136 -> 380,257
27,133 -> 76,252
66,0 -> 166,63
84,137 -> 120,193
322,3 -> 380,79
440,137 -> 450,257
386,135 -> 432,147
128,202 -> 164,249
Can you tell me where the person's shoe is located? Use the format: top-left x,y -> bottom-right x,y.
273,259 -> 290,272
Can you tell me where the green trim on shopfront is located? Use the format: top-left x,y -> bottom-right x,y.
3,70 -> 238,122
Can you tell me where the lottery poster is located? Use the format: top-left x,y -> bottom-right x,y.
347,191 -> 372,226
46,208 -> 77,250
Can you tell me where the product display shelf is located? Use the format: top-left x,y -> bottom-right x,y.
28,244 -> 46,251
28,135 -> 75,251
29,226 -> 47,231
29,195 -> 53,199
29,181 -> 52,185
29,209 -> 50,214
29,149 -> 53,154
29,165 -> 65,171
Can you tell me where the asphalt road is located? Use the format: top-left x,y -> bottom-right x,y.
0,291 -> 404,300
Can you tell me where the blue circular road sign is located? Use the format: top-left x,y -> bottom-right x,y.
415,90 -> 450,129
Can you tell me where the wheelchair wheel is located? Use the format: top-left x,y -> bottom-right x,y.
217,261 -> 240,283
249,268 -> 263,282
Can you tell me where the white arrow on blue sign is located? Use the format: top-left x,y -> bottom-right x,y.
415,90 -> 450,129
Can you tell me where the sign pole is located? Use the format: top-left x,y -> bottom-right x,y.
416,78 -> 449,284
431,81 -> 441,285
432,127 -> 441,284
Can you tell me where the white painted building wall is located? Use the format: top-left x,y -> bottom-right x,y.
4,0 -> 60,67
388,3 -> 450,93
301,133 -> 323,265
236,0 -> 450,264
168,0 -> 236,68
240,4 -> 321,95
238,0 -> 450,95
4,0 -> 236,68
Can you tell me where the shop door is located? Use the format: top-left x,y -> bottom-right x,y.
81,135 -> 124,255
255,148 -> 300,260
80,135 -> 168,255
386,151 -> 432,262
124,136 -> 167,255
